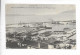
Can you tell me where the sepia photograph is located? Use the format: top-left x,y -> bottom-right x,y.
6,4 -> 76,49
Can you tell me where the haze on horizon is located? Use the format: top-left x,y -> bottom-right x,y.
6,4 -> 76,24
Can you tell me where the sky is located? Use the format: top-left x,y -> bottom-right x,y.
6,4 -> 76,24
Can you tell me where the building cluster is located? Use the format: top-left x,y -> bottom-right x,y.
6,20 -> 76,49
